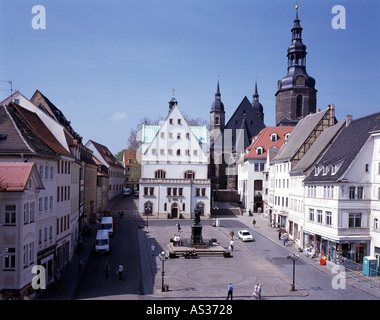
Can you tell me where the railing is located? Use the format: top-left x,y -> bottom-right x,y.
340,259 -> 380,291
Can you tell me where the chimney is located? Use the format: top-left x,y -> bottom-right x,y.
346,115 -> 353,127
329,104 -> 335,126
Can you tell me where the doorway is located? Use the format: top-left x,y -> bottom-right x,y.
171,203 -> 178,218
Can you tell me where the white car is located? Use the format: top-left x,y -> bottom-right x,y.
238,229 -> 254,242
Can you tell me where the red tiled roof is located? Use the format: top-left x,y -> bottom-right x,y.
123,149 -> 136,167
244,127 -> 294,160
0,162 -> 35,191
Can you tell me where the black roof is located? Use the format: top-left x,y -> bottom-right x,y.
304,112 -> 380,183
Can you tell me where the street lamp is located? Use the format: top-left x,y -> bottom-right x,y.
287,252 -> 299,291
159,251 -> 168,292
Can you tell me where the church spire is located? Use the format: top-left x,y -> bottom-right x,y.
275,4 -> 317,126
252,78 -> 264,122
168,89 -> 178,111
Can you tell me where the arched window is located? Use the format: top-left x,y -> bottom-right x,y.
144,202 -> 153,215
296,95 -> 302,117
154,170 -> 166,179
215,116 -> 219,124
184,170 -> 195,179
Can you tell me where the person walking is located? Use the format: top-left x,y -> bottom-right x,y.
229,230 -> 234,240
230,239 -> 234,251
252,219 -> 256,228
252,284 -> 258,300
278,230 -> 282,240
227,283 -> 233,300
104,262 -> 110,278
257,284 -> 262,300
177,223 -> 181,232
118,263 -> 125,280
78,257 -> 83,274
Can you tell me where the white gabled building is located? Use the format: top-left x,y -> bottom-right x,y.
139,95 -> 210,219
303,112 -> 380,264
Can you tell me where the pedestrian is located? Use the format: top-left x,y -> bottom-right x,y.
54,270 -> 61,288
278,230 -> 282,240
227,283 -> 233,300
283,233 -> 288,246
257,284 -> 262,300
121,210 -> 124,218
177,223 -> 181,232
151,243 -> 156,256
78,258 -> 83,274
118,263 -> 125,280
230,239 -> 234,251
230,230 -> 234,240
104,262 -> 110,278
252,284 -> 258,300
252,219 -> 256,227
78,237 -> 83,252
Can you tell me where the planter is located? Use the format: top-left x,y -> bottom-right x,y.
223,251 -> 231,258
167,213 -> 171,219
169,251 -> 176,259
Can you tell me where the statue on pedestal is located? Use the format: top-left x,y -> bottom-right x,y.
194,205 -> 201,225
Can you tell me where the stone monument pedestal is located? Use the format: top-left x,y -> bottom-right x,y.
191,224 -> 203,245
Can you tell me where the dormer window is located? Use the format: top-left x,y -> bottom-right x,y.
285,133 -> 291,140
270,133 -> 278,142
256,146 -> 263,156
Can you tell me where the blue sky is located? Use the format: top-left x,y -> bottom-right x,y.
0,0 -> 379,154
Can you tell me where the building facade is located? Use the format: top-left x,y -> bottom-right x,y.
139,95 -> 210,219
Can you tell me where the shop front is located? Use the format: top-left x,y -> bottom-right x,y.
303,230 -> 370,263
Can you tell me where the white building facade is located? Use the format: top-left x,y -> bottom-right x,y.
139,97 -> 210,219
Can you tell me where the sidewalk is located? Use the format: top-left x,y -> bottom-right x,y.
35,196 -> 122,300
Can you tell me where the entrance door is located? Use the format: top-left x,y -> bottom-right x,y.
171,203 -> 178,218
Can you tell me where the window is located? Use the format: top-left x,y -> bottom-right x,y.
349,213 -> 362,228
196,188 -> 206,197
270,133 -> 278,142
39,165 -> 43,178
45,165 -> 49,179
144,187 -> 155,196
186,133 -> 190,139
176,149 -> 181,156
167,188 -> 172,196
317,210 -> 323,224
178,119 -> 182,125
155,170 -> 166,179
296,95 -> 302,117
24,203 -> 29,224
309,209 -> 314,221
5,205 -> 16,224
326,211 -> 332,226
256,147 -> 263,156
357,186 -> 363,199
169,118 -> 173,124
374,218 -> 379,231
349,186 -> 356,199
4,248 -> 16,270
161,132 -> 165,138
184,170 -> 195,179
177,133 -> 181,140
160,149 -> 165,155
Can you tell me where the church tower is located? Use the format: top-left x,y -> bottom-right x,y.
275,6 -> 317,126
210,78 -> 225,143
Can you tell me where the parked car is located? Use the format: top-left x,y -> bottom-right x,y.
238,229 -> 254,242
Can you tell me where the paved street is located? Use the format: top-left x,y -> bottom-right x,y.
36,196 -> 380,300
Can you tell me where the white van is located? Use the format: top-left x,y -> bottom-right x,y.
95,230 -> 110,254
123,188 -> 132,196
100,217 -> 114,236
